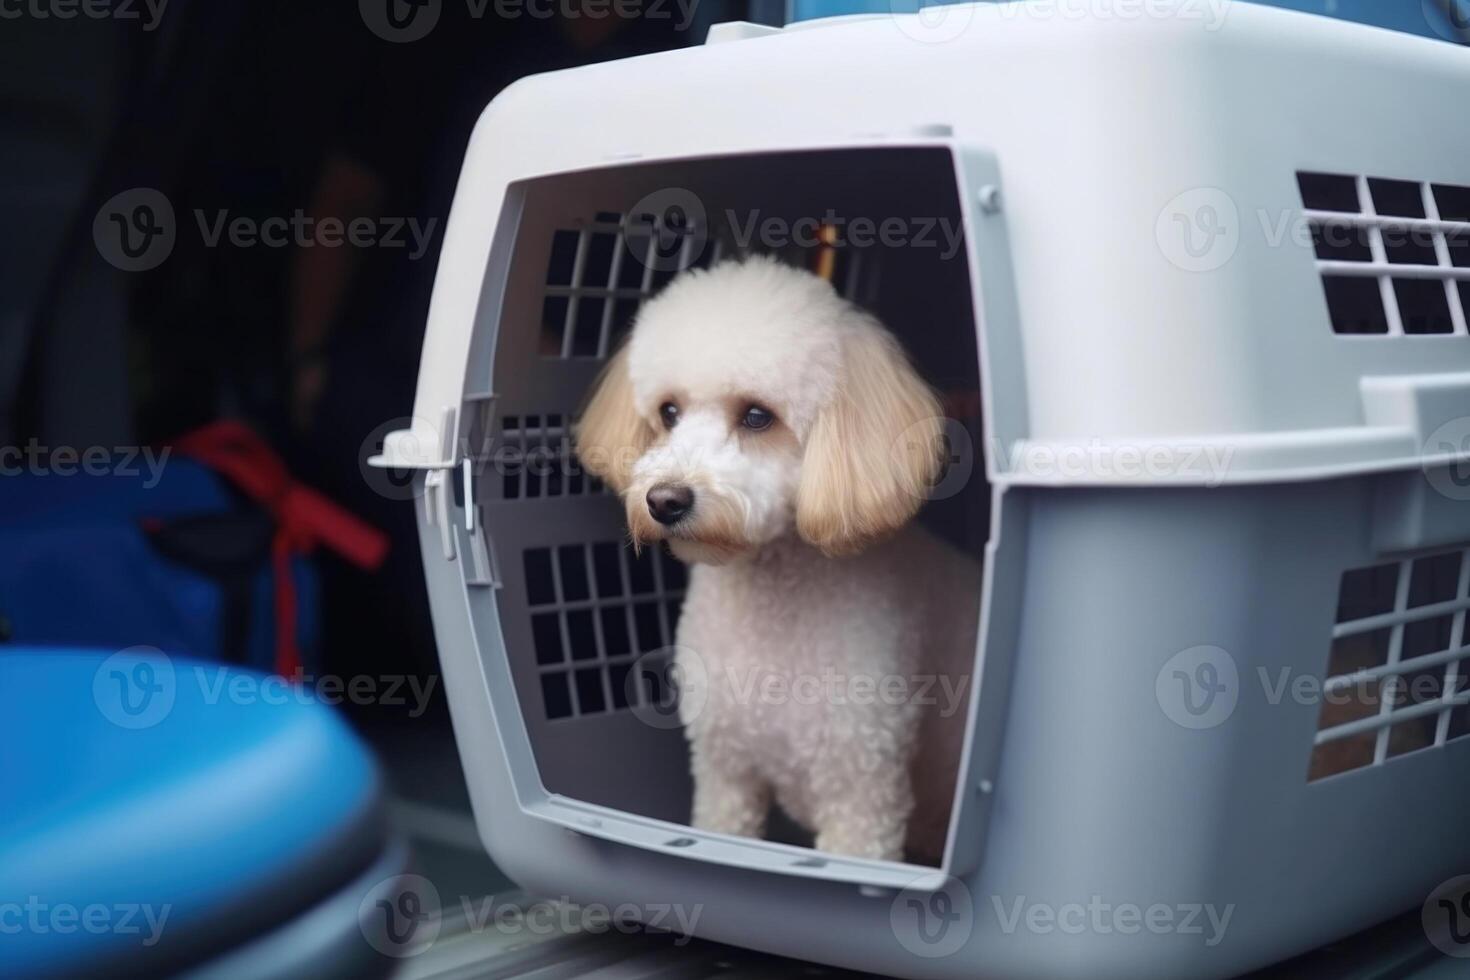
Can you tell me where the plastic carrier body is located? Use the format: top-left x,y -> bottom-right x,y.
375,4 -> 1470,977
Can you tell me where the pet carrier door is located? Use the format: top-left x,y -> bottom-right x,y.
433,141 -> 1025,888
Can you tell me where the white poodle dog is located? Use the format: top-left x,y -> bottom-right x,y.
575,255 -> 980,863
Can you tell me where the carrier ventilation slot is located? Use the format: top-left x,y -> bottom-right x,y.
496,414 -> 606,500
539,211 -> 877,361
1310,548 -> 1470,781
1298,172 -> 1470,336
523,541 -> 688,721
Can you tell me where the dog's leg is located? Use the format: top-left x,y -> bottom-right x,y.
689,752 -> 770,839
812,765 -> 914,862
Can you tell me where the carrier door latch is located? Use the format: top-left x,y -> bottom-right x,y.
419,405 -> 501,587
421,405 -> 460,562
462,457 -> 501,588
423,468 -> 456,562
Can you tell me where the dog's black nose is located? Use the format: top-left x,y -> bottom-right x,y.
647,484 -> 694,525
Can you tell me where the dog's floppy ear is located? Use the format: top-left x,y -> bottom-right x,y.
796,325 -> 944,555
574,344 -> 650,493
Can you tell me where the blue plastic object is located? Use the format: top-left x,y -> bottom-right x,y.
0,459 -> 319,671
786,0 -> 1470,41
0,649 -> 383,977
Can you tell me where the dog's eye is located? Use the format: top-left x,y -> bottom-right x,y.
740,405 -> 775,431
659,402 -> 680,430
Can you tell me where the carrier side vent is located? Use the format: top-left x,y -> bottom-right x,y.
1299,172 -> 1470,337
523,541 -> 688,721
1310,548 -> 1470,781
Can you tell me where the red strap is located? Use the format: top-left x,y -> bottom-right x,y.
172,420 -> 389,676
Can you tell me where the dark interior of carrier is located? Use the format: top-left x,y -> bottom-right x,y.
460,147 -> 989,855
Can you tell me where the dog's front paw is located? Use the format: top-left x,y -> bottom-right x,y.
691,770 -> 771,839
811,767 -> 914,862
815,824 -> 906,862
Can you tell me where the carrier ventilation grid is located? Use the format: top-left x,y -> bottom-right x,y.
523,541 -> 687,721
1309,548 -> 1470,781
540,212 -> 875,360
1298,172 -> 1470,336
495,414 -> 605,500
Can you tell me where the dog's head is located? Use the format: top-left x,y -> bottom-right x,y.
574,256 -> 943,564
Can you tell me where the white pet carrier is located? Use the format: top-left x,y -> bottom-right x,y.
373,3 -> 1470,976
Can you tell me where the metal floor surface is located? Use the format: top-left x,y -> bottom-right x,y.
367,713 -> 1464,980
386,891 -> 1463,980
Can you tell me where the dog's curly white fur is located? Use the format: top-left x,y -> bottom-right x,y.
576,256 -> 980,863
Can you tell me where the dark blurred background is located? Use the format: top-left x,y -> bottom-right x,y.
0,0 -> 783,696
0,5 -> 784,900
